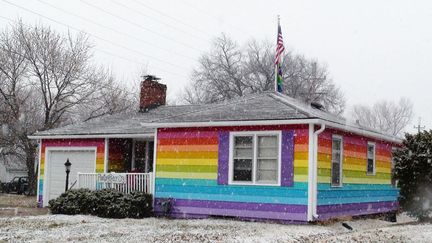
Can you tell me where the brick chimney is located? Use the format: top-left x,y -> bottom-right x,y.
139,75 -> 167,112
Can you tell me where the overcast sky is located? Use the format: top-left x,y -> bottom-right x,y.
1,0 -> 431,133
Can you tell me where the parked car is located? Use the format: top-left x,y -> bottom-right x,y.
1,176 -> 29,195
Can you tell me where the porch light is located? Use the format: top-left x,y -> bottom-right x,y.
64,158 -> 72,191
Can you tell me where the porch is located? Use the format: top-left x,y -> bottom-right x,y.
76,172 -> 153,194
75,137 -> 155,194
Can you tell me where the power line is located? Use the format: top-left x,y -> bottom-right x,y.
110,0 -> 209,43
0,14 -> 189,78
178,0 -> 253,37
130,0 -> 210,37
0,0 -> 190,71
80,0 -> 204,53
35,0 -> 197,62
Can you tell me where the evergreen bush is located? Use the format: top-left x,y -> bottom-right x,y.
394,130 -> 432,221
48,188 -> 153,218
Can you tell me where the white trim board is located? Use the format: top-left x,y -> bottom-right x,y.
140,119 -> 401,144
29,133 -> 155,139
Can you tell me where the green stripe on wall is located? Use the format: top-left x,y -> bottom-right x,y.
156,164 -> 218,173
318,168 -> 391,179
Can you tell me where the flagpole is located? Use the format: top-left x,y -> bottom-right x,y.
274,15 -> 279,92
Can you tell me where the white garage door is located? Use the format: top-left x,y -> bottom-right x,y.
47,150 -> 96,202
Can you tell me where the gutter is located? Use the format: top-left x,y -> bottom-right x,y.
28,133 -> 155,140
312,123 -> 325,220
140,119 -> 321,128
307,122 -> 325,222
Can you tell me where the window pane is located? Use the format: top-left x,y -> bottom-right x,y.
367,145 -> 374,158
332,151 -> 341,163
257,159 -> 277,183
331,162 -> 340,186
332,140 -> 341,150
235,136 -> 253,147
331,138 -> 342,186
235,147 -> 253,157
258,147 -> 277,157
234,136 -> 253,158
258,136 -> 277,147
233,159 -> 252,181
367,158 -> 374,173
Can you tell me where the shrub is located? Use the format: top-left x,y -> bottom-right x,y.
394,131 -> 432,221
48,188 -> 153,218
126,191 -> 153,218
49,188 -> 96,215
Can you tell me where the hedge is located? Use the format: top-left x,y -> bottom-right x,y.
48,188 -> 152,218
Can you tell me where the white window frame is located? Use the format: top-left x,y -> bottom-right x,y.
331,135 -> 343,187
228,131 -> 282,186
366,142 -> 376,175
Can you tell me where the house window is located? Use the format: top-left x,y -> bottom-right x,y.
231,132 -> 280,185
331,135 -> 343,187
367,142 -> 376,175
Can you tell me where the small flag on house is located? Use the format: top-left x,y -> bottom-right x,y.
274,16 -> 285,92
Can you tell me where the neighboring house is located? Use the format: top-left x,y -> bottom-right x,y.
29,76 -> 401,223
0,154 -> 28,183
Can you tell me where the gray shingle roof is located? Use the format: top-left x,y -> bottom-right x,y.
31,92 -> 399,142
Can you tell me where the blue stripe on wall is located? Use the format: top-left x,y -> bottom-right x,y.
318,196 -> 398,205
155,178 -> 309,205
317,183 -> 399,206
155,179 -> 399,206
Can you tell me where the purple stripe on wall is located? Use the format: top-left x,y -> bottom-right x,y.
281,130 -> 294,186
217,131 -> 230,185
154,198 -> 308,222
317,201 -> 399,220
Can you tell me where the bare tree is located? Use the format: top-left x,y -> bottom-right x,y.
183,34 -> 345,115
350,98 -> 414,136
72,74 -> 138,123
0,21 -> 135,193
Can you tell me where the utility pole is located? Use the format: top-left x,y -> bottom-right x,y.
414,117 -> 426,133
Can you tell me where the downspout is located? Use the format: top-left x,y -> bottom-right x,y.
312,123 -> 325,220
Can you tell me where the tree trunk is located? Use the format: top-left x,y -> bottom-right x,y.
24,139 -> 38,196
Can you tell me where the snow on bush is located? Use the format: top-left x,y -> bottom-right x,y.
48,189 -> 152,218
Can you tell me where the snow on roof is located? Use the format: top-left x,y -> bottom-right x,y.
31,92 -> 399,142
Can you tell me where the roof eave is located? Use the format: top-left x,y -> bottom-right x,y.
142,118 -> 402,144
28,133 -> 155,140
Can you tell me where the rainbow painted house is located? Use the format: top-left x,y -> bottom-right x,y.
30,76 -> 401,223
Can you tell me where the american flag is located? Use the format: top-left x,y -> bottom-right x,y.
275,19 -> 284,92
274,23 -> 285,65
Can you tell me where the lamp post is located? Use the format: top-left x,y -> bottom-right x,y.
64,158 -> 72,192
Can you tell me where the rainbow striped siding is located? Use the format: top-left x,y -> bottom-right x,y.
37,139 -> 105,207
316,130 -> 399,219
155,126 -> 310,222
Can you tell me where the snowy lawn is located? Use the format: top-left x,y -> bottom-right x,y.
0,194 -> 37,208
0,214 -> 431,242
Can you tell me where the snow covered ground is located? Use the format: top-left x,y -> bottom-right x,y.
0,214 -> 431,242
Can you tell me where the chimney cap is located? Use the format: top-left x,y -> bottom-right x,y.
142,75 -> 161,81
